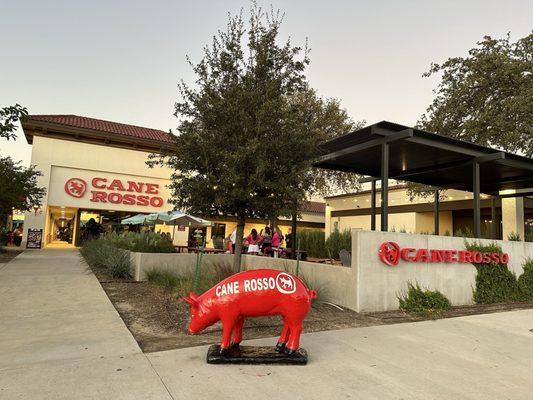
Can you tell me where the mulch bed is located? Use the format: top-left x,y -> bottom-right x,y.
94,270 -> 533,353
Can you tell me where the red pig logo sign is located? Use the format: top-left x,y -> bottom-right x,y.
183,269 -> 316,355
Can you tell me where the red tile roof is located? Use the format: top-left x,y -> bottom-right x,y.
26,115 -> 175,144
300,201 -> 326,213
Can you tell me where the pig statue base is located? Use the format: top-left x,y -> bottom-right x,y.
206,344 -> 308,365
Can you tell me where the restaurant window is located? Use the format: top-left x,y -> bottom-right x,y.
211,223 -> 226,239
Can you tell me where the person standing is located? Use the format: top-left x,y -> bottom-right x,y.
285,227 -> 293,258
246,228 -> 262,255
229,228 -> 237,254
261,226 -> 272,256
271,227 -> 282,258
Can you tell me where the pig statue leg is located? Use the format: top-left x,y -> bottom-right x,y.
275,320 -> 290,351
231,317 -> 245,348
220,317 -> 238,354
285,320 -> 303,355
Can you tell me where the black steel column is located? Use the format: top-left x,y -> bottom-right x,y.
473,162 -> 481,238
371,180 -> 376,231
491,197 -> 497,239
434,189 -> 439,235
381,143 -> 389,231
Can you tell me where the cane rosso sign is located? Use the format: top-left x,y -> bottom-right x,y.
64,177 -> 164,207
378,241 -> 509,267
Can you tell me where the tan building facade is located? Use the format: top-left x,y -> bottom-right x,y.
21,115 -> 324,249
325,186 -> 533,240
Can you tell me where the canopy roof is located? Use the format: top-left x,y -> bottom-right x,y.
314,121 -> 533,195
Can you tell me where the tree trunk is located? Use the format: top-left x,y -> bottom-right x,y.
0,213 -> 8,230
233,215 -> 246,272
291,209 -> 297,260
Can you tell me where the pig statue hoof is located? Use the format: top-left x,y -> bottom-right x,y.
230,342 -> 241,349
275,342 -> 286,352
284,347 -> 297,356
219,347 -> 230,355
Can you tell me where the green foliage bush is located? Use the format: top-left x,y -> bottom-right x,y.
326,229 -> 351,259
466,241 -> 525,303
454,227 -> 474,238
296,229 -> 351,259
105,232 -> 176,253
79,238 -> 131,279
297,230 -> 327,258
398,282 -> 451,317
507,232 -> 521,241
145,269 -> 182,291
146,261 -> 234,295
518,258 -> 533,298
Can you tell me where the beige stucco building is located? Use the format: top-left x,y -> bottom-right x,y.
325,185 -> 533,240
20,115 -> 324,248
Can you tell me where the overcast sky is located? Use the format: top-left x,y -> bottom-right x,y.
1,0 -> 532,166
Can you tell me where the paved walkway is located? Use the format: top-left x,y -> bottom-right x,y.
1,250 -> 532,399
0,249 -> 172,399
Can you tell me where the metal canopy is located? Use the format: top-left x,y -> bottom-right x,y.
314,121 -> 533,238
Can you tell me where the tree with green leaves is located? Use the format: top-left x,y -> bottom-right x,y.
419,32 -> 532,156
409,32 -> 532,201
151,6 -> 358,270
0,157 -> 46,225
0,105 -> 46,228
1,104 -> 27,141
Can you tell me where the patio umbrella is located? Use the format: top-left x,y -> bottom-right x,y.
156,211 -> 212,241
121,214 -> 149,225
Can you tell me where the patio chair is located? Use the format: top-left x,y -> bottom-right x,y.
339,249 -> 351,267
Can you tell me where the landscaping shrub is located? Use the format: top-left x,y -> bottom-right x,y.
145,269 -> 182,291
325,229 -> 351,259
398,281 -> 451,317
292,229 -> 350,259
454,227 -> 474,238
106,232 -> 176,253
297,229 -> 327,258
507,232 -> 521,241
79,236 -> 132,279
466,241 -> 525,303
106,249 -> 132,278
79,239 -> 115,270
518,258 -> 533,298
146,261 -> 234,296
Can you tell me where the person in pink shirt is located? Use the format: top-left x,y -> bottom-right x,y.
271,228 -> 282,258
246,229 -> 262,255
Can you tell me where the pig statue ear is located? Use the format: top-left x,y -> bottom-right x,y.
183,292 -> 198,306
189,292 -> 199,301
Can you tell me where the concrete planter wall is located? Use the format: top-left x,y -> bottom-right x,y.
129,252 -> 233,281
353,230 -> 533,312
128,230 -> 533,313
128,251 -> 355,309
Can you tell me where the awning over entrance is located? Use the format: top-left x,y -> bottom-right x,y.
314,121 -> 533,238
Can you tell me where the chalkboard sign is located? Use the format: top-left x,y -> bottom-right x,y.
26,229 -> 43,249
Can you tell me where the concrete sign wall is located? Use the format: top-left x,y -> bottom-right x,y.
352,230 -> 533,312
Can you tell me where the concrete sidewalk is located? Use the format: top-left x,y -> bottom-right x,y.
149,309 -> 533,400
1,249 -> 532,399
0,249 -> 172,399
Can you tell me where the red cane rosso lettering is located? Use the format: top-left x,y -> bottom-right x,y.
379,241 -> 508,266
65,176 -> 164,207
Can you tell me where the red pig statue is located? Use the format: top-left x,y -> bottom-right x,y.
183,269 -> 317,355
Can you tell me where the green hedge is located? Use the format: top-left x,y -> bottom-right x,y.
518,258 -> 533,298
466,241 -> 527,303
80,232 -> 175,279
104,232 -> 176,253
79,238 -> 131,278
296,229 -> 351,259
398,281 -> 451,317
